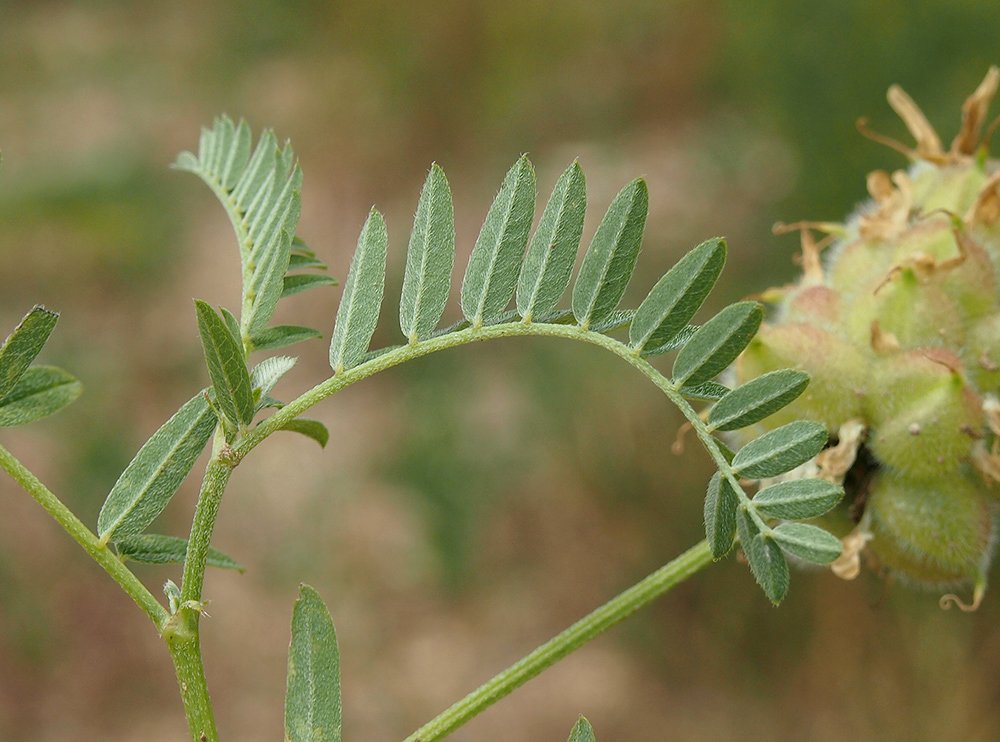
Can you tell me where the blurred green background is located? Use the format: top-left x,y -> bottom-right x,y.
2,1 -> 1000,740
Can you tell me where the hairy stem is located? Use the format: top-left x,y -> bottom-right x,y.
238,321 -> 702,461
0,442 -> 168,627
404,540 -> 714,741
181,459 -> 234,603
167,611 -> 219,742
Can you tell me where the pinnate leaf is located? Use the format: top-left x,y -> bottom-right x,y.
461,156 -> 536,325
568,716 -> 597,742
752,479 -> 843,520
572,179 -> 648,328
731,420 -> 827,479
671,301 -> 762,388
330,209 -> 388,373
195,300 -> 254,426
400,163 -> 455,342
115,533 -> 244,572
629,237 -> 726,352
771,522 -> 843,564
704,473 -> 739,559
516,161 -> 586,320
707,369 -> 809,432
97,391 -> 216,541
0,306 -> 59,398
285,584 -> 341,742
250,325 -> 323,352
0,366 -> 82,427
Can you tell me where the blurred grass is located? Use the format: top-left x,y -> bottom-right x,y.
2,1 -> 1000,740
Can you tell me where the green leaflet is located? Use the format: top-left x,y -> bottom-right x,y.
282,274 -> 338,298
731,420 -> 828,480
516,161 -> 586,320
746,532 -> 790,605
672,301 -> 762,388
629,238 -> 726,352
461,156 -> 537,325
400,163 -> 455,342
704,473 -> 739,559
220,307 -> 242,347
752,479 -> 844,520
736,507 -> 789,604
572,178 -> 648,329
0,306 -> 59,398
567,716 -> 597,742
114,533 -> 244,572
679,380 -> 730,401
330,209 -> 388,373
0,366 -> 82,427
279,418 -> 330,448
249,325 -> 323,352
97,391 -> 216,542
707,369 -> 810,432
285,584 -> 342,742
640,324 -> 698,358
288,253 -> 328,271
195,300 -> 255,426
772,522 -> 843,564
251,356 -> 297,405
589,309 -> 635,334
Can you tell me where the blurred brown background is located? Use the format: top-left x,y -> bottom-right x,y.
2,1 -> 1000,740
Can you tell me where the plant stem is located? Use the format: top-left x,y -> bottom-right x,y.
236,321 -> 700,461
167,611 -> 218,742
0,442 -> 168,627
181,459 -> 234,603
161,458 -> 232,741
404,539 -> 714,742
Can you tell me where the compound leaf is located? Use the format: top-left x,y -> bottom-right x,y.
630,237 -> 726,352
400,163 -> 455,342
707,369 -> 809,432
572,178 -> 648,328
330,209 -> 388,373
771,522 -> 843,564
752,479 -> 844,520
97,390 -> 216,542
0,306 -> 59,399
461,156 -> 536,325
115,533 -> 244,572
285,584 -> 341,742
672,301 -> 762,388
731,420 -> 828,480
195,301 -> 254,426
516,161 -> 586,320
0,366 -> 81,427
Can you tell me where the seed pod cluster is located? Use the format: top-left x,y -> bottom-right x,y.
734,68 -> 1000,607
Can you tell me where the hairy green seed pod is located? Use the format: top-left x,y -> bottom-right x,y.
732,68 -> 1000,603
